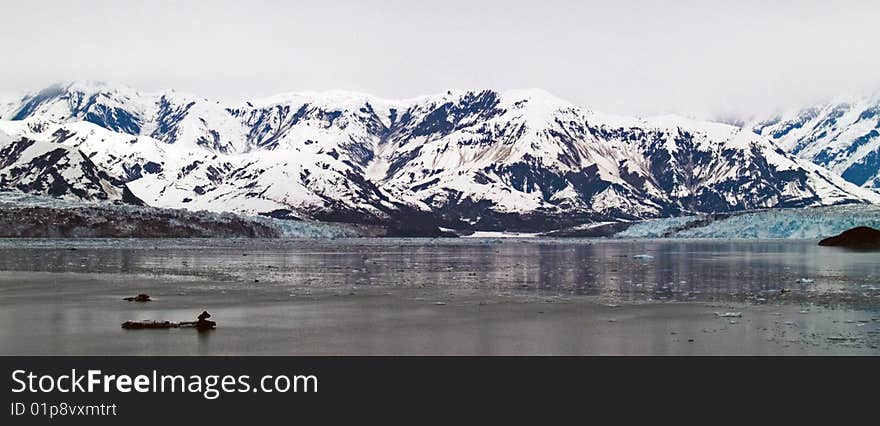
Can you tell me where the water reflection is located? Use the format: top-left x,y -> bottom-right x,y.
0,239 -> 878,303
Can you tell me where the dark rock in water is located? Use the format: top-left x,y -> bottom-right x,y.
121,320 -> 177,329
196,311 -> 216,331
195,320 -> 216,331
123,293 -> 151,302
818,226 -> 880,250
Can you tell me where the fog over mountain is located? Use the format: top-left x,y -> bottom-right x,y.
1,0 -> 879,118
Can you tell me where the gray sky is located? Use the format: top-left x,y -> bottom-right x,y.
2,0 -> 878,117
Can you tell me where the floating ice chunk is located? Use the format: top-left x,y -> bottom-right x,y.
632,254 -> 654,260
796,278 -> 815,284
715,312 -> 742,318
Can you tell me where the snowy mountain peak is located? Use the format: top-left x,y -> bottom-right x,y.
248,89 -> 390,110
499,88 -> 575,107
63,80 -> 140,95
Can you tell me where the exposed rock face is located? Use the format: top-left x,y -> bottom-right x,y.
818,226 -> 880,250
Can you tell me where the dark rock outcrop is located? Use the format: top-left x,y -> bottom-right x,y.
123,293 -> 151,302
818,226 -> 880,250
195,311 -> 216,331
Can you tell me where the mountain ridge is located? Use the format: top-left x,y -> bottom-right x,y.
1,82 -> 877,233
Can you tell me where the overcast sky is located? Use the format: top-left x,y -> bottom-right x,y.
1,0 -> 878,117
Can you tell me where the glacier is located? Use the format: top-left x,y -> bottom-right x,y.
616,205 -> 880,239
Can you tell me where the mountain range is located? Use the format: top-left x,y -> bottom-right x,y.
1,81 -> 877,233
751,91 -> 880,191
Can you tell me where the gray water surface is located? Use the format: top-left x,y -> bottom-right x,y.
0,238 -> 878,355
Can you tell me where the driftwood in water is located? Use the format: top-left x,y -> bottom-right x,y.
121,320 -> 178,329
121,311 -> 217,331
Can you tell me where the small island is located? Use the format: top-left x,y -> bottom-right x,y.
818,226 -> 880,250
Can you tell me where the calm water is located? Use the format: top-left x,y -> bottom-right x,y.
0,238 -> 878,301
0,238 -> 878,355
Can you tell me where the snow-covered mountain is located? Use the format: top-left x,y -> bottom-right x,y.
1,82 -> 876,232
0,123 -> 142,204
752,92 -> 880,190
372,90 -> 876,229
